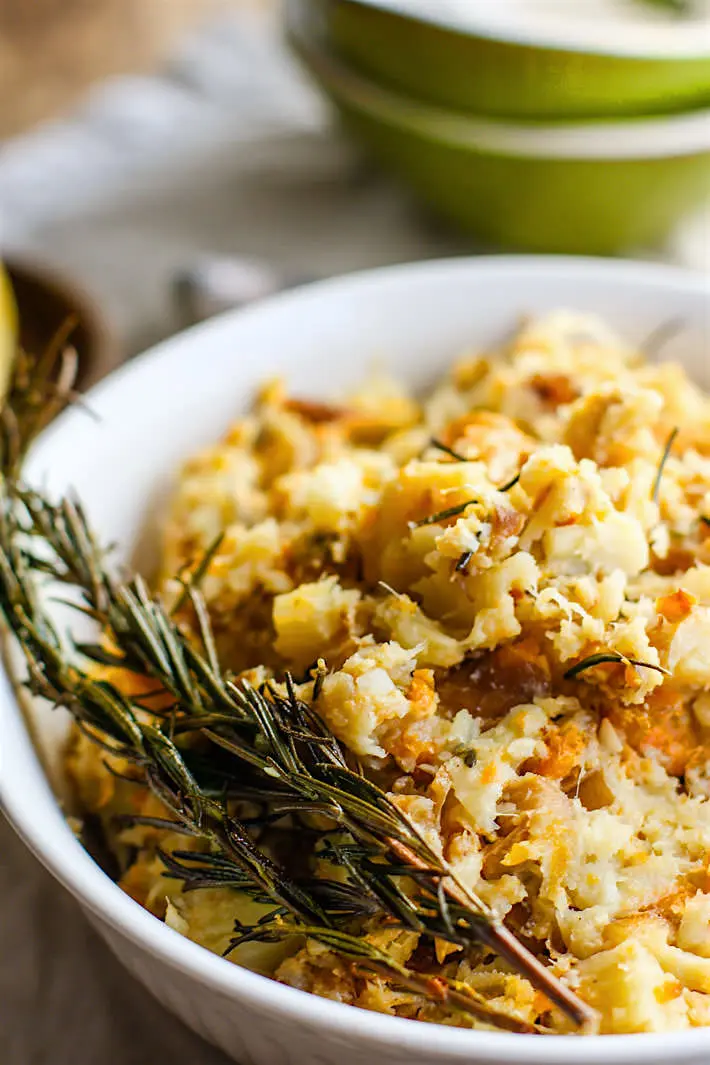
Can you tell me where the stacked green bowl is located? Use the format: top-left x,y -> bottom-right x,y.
285,0 -> 710,254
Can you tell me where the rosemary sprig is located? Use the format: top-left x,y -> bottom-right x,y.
564,651 -> 670,680
2,520 -> 523,1028
0,484 -> 594,1030
653,427 -> 679,505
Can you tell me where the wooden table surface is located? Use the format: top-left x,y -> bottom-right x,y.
0,0 -> 269,139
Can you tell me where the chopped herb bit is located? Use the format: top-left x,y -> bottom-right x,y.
701,516 -> 710,528
653,427 -> 679,505
565,652 -> 671,680
431,438 -> 467,462
498,472 -> 521,493
455,550 -> 474,573
565,653 -> 626,678
412,500 -> 478,528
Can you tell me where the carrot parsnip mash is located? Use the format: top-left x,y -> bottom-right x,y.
69,313 -> 710,1034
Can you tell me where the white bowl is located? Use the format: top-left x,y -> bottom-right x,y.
2,257 -> 710,1065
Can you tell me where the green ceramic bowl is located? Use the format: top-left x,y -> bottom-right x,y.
303,0 -> 710,120
287,24 -> 710,255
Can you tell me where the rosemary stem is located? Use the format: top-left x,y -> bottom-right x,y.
386,837 -> 593,1028
354,960 -> 538,1034
480,922 -> 594,1031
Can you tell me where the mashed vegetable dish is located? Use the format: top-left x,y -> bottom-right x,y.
68,312 -> 710,1034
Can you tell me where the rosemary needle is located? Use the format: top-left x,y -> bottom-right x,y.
171,530 -> 225,615
430,438 -> 468,462
653,427 -> 679,505
565,651 -> 670,680
412,500 -> 478,528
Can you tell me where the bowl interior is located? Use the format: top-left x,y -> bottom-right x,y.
331,0 -> 710,59
3,257 -> 710,1065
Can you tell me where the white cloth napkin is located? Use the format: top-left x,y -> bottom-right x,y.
0,11 -> 708,1065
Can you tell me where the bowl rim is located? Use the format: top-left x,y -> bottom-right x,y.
3,255 -> 710,1065
334,0 -> 710,61
290,23 -> 710,160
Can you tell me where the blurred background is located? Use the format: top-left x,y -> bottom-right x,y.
0,0 -> 465,380
0,0 -> 251,137
1,0 -> 708,384
0,1 -> 709,1062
